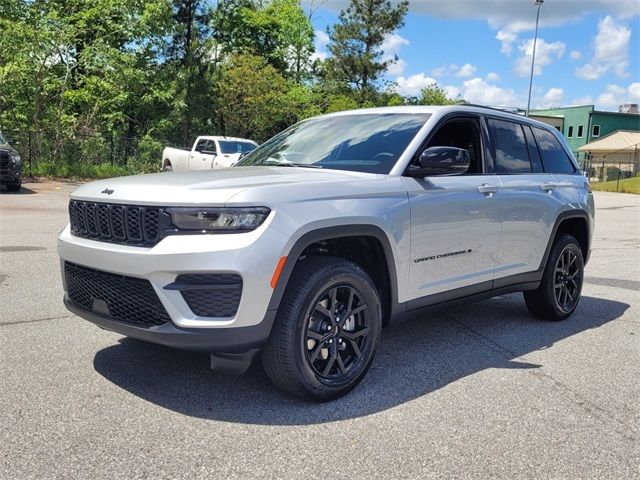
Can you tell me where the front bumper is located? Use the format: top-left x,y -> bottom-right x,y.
64,296 -> 276,353
58,220 -> 289,351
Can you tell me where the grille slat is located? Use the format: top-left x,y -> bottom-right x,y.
65,262 -> 170,328
69,200 -> 162,246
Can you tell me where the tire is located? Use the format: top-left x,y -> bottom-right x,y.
3,180 -> 21,192
524,234 -> 584,321
163,163 -> 173,172
261,256 -> 382,401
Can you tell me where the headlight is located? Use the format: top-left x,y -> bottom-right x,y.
167,207 -> 270,232
9,155 -> 21,165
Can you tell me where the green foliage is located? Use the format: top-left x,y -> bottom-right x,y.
326,0 -> 409,105
418,83 -> 460,105
217,54 -> 291,142
0,0 -> 442,179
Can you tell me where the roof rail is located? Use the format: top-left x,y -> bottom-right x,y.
457,103 -> 525,115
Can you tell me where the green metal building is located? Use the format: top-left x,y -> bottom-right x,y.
531,105 -> 640,162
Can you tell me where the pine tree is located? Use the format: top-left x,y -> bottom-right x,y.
326,0 -> 408,105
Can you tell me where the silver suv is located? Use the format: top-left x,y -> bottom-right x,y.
58,105 -> 594,401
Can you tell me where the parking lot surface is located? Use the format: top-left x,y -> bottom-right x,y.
1,182 -> 639,479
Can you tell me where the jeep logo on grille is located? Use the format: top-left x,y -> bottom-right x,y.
101,188 -> 114,195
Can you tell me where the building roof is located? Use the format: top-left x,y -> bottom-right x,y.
577,130 -> 640,153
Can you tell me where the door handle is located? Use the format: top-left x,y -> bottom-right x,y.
540,183 -> 559,192
477,184 -> 499,195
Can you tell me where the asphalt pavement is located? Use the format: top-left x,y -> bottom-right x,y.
1,182 -> 638,479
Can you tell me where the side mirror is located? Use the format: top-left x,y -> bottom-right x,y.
408,146 -> 470,177
9,139 -> 20,146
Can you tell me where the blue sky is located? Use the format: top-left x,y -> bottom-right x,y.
307,0 -> 640,110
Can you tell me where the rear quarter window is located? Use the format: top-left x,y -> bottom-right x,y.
532,127 -> 576,174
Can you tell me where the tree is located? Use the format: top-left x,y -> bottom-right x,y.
418,83 -> 460,105
211,0 -> 314,80
217,54 -> 290,142
325,0 -> 408,105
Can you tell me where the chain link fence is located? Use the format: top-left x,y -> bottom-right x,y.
2,129 -> 171,177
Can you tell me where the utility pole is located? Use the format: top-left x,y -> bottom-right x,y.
526,0 -> 544,116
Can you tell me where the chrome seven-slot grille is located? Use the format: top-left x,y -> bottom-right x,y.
69,200 -> 160,246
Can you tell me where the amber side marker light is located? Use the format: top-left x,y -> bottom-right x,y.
270,256 -> 287,288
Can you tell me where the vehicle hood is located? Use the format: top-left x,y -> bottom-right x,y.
70,167 -> 381,206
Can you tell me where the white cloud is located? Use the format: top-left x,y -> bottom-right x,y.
387,58 -> 407,76
576,16 -> 632,80
443,85 -> 461,99
570,50 -> 582,60
596,82 -> 640,109
459,77 -> 519,106
456,63 -> 477,78
311,29 -> 329,61
496,30 -> 517,55
538,87 -> 564,108
431,64 -> 459,78
310,0 -> 640,34
570,95 -> 594,106
394,73 -> 437,96
486,72 -> 500,81
431,66 -> 447,78
514,38 -> 565,77
380,32 -> 410,76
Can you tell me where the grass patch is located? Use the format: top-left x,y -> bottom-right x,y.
591,176 -> 640,194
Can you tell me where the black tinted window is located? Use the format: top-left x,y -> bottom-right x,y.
218,140 -> 256,154
523,126 -> 544,173
487,119 -> 531,174
532,127 -> 575,173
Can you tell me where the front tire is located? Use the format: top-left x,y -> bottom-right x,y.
524,234 -> 584,321
261,256 -> 382,401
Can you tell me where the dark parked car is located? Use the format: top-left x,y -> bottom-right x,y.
0,130 -> 22,192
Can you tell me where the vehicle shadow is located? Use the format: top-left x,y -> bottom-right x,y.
0,186 -> 36,194
93,294 -> 628,425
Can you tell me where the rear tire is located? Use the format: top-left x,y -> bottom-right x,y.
261,256 -> 382,401
524,234 -> 584,321
163,163 -> 173,172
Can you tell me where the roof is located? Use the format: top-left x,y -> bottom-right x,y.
577,130 -> 640,152
318,105 -> 557,131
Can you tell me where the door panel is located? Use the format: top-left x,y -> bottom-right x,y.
404,175 -> 502,300
495,174 -> 565,277
189,140 -> 216,170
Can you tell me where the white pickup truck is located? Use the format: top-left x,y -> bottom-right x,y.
162,136 -> 258,172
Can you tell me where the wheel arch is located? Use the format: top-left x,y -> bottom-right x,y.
540,210 -> 591,268
267,225 -> 400,323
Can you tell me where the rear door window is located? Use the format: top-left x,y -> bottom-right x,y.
487,118 -> 531,174
532,127 -> 575,173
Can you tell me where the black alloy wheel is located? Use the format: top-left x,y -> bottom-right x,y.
524,234 -> 584,321
553,245 -> 581,313
303,285 -> 370,380
261,256 -> 382,401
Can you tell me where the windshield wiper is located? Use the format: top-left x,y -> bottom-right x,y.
266,160 -> 323,169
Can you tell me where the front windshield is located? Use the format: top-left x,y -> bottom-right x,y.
219,140 -> 257,154
236,113 -> 429,174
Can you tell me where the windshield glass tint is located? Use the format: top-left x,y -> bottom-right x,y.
237,113 -> 429,174
218,140 -> 257,154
